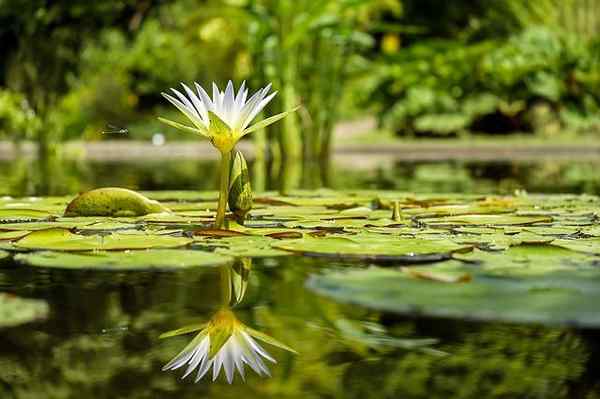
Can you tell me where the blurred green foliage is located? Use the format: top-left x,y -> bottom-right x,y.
0,89 -> 40,142
371,0 -> 600,137
1,0 -> 599,152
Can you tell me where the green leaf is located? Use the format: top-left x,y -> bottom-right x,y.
157,117 -> 209,137
159,323 -> 208,339
308,245 -> 600,327
207,111 -> 232,136
15,228 -> 192,251
15,249 -> 231,270
273,236 -> 472,262
242,106 -> 300,136
245,326 -> 298,354
208,328 -> 233,359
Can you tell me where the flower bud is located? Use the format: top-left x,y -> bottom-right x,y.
228,150 -> 253,224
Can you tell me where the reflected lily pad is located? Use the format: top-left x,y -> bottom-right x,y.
16,250 -> 232,270
15,228 -> 192,251
0,293 -> 49,328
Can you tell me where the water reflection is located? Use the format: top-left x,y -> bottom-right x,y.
3,156 -> 600,197
161,260 -> 296,384
0,256 -> 597,396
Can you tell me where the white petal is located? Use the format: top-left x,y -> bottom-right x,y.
182,347 -> 205,380
162,335 -> 207,371
161,93 -> 203,127
195,82 -> 215,112
170,88 -> 202,121
240,351 -> 262,375
212,349 -> 224,381
233,81 -> 247,114
222,341 -> 235,384
212,82 -> 226,113
252,351 -> 272,377
194,355 -> 213,383
223,80 -> 235,125
235,88 -> 268,130
241,91 -> 277,130
181,83 -> 209,126
232,339 -> 246,381
241,331 -> 276,363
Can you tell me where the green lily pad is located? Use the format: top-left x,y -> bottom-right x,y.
551,238 -> 600,255
15,249 -> 232,270
307,266 -> 600,327
421,214 -> 552,227
64,187 -> 170,217
0,221 -> 95,231
0,208 -> 51,221
196,236 -> 289,258
274,236 -> 471,262
0,231 -> 30,241
0,293 -> 49,328
14,228 -> 192,251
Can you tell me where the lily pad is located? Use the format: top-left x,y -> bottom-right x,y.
274,236 -> 471,262
15,250 -> 233,270
307,266 -> 600,327
14,228 -> 192,251
421,214 -> 552,227
64,187 -> 170,217
0,293 -> 49,328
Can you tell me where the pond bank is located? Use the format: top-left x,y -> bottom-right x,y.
2,140 -> 600,164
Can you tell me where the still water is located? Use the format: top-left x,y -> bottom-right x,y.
1,157 -> 600,398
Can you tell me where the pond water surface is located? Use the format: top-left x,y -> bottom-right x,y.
1,157 -> 600,398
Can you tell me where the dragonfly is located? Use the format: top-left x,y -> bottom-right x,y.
101,124 -> 129,135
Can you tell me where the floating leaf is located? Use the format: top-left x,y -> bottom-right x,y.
0,231 -> 30,241
274,236 -> 472,262
307,266 -> 600,327
551,238 -> 600,255
64,187 -> 170,217
15,250 -> 232,270
421,214 -> 552,227
15,228 -> 191,251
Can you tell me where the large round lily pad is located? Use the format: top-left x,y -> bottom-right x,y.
14,228 -> 192,251
16,249 -> 233,270
0,293 -> 49,328
307,249 -> 600,327
274,236 -> 472,262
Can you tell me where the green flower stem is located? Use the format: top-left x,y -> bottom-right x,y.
215,150 -> 232,228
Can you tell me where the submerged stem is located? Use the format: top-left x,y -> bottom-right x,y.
215,150 -> 232,228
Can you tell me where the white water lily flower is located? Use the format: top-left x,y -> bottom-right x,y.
161,308 -> 296,384
159,81 -> 297,153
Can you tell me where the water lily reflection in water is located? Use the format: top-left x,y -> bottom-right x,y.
160,260 -> 297,383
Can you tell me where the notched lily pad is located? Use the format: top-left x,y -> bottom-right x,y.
64,187 -> 170,217
16,249 -> 232,270
0,293 -> 49,328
